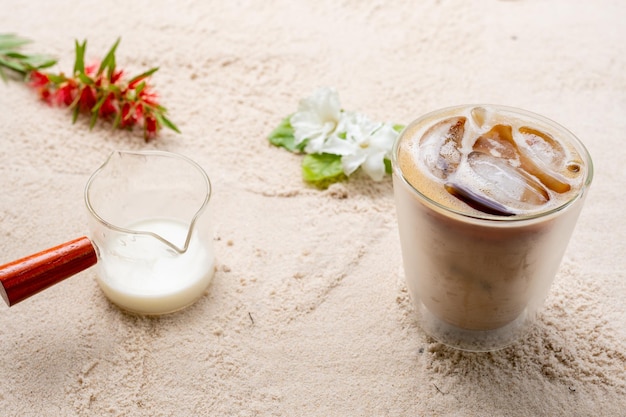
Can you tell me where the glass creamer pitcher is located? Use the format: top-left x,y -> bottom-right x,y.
0,150 -> 215,315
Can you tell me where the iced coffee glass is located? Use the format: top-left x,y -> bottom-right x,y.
392,105 -> 593,351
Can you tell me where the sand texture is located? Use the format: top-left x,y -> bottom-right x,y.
0,1 -> 625,416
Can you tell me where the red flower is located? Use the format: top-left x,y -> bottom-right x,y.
29,71 -> 53,103
29,71 -> 49,88
85,63 -> 98,76
128,75 -> 147,89
120,102 -> 137,128
22,39 -> 178,140
40,89 -> 52,103
139,89 -> 159,107
111,69 -> 124,83
54,80 -> 78,106
145,114 -> 158,141
78,85 -> 97,112
99,92 -> 117,118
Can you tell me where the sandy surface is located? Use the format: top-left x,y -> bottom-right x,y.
1,1 -> 625,416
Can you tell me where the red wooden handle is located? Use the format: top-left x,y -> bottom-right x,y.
0,236 -> 98,306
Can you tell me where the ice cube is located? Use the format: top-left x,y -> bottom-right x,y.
468,151 -> 549,207
517,126 -> 571,193
472,124 -> 571,193
443,151 -> 549,216
419,116 -> 466,179
518,126 -> 565,169
472,124 -> 519,161
470,106 -> 488,128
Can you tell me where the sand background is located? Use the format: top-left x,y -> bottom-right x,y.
1,0 -> 625,415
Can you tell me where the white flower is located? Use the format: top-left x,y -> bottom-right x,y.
322,112 -> 398,181
290,87 -> 342,153
287,87 -> 399,182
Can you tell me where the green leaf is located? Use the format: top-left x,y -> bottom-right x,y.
384,158 -> 392,174
4,51 -> 28,59
77,72 -> 93,85
0,34 -> 30,51
302,153 -> 346,188
153,103 -> 167,113
108,84 -> 122,94
0,57 -> 26,73
24,55 -> 57,70
90,94 -> 108,128
156,113 -> 181,134
134,80 -> 146,95
18,54 -> 57,71
98,37 -> 120,79
267,115 -> 305,153
0,34 -> 57,76
74,39 -> 87,75
89,111 -> 100,129
393,124 -> 405,133
72,105 -> 80,124
46,73 -> 67,84
112,110 -> 122,130
128,67 -> 159,85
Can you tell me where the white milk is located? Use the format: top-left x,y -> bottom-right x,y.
95,218 -> 215,315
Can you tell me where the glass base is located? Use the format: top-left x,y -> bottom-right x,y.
417,302 -> 531,352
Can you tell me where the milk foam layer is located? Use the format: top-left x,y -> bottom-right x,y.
396,105 -> 588,217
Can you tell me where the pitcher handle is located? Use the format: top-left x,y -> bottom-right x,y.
0,237 -> 98,306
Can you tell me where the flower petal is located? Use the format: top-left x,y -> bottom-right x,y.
345,113 -> 378,143
361,150 -> 388,181
303,134 -> 329,154
321,134 -> 357,156
370,123 -> 399,156
298,87 -> 341,119
290,112 -> 323,144
341,152 -> 367,176
290,87 -> 343,147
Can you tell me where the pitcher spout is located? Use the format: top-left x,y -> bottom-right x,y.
85,150 -> 211,253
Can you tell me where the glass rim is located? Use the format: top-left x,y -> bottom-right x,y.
391,104 -> 594,223
84,150 -> 212,253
